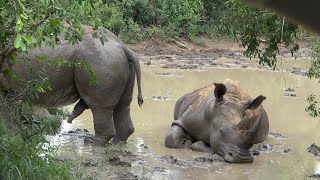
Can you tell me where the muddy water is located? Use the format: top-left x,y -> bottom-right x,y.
50,66 -> 320,179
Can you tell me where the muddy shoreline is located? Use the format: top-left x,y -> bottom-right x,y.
128,39 -> 311,77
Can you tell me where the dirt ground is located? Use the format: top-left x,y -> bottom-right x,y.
128,38 -> 312,75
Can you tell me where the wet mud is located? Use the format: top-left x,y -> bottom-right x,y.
57,126 -> 293,179
268,132 -> 289,139
129,39 -> 312,77
284,88 -> 297,97
308,143 -> 320,156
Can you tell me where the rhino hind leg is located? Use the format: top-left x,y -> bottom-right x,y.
190,141 -> 212,153
74,72 -> 124,146
67,98 -> 89,123
112,105 -> 134,144
165,125 -> 193,149
90,106 -> 116,145
112,64 -> 136,144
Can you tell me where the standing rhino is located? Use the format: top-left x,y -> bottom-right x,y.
165,79 -> 269,163
2,26 -> 143,145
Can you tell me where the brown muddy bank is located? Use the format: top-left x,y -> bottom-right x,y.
129,39 -> 311,77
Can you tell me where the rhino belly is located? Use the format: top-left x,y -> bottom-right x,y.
6,61 -> 80,107
32,88 -> 80,107
32,66 -> 80,107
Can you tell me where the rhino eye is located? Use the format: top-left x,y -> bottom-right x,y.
219,129 -> 224,135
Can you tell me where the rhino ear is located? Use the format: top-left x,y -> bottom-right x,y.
245,95 -> 266,110
214,83 -> 227,101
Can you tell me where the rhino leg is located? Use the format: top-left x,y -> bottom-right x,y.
67,98 -> 89,123
165,125 -> 193,149
112,63 -> 135,144
90,107 -> 116,145
190,141 -> 212,153
74,70 -> 127,146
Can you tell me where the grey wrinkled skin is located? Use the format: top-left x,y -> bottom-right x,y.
2,27 -> 143,145
240,0 -> 320,34
165,79 -> 269,163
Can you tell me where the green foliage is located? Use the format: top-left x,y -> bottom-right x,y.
305,35 -> 320,118
221,0 -> 299,69
0,69 -> 84,179
144,25 -> 173,41
102,2 -> 126,36
201,0 -> 227,21
119,19 -> 143,43
0,121 -> 77,180
306,94 -> 320,118
0,0 -> 106,72
98,0 -> 204,41
158,0 -> 203,37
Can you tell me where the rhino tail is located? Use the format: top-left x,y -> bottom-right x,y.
123,46 -> 143,107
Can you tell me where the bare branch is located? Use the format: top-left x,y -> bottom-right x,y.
0,41 -> 13,56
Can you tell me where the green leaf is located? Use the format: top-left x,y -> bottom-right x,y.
14,36 -> 21,49
17,17 -> 21,25
38,87 -> 44,93
0,11 -> 7,18
49,19 -> 59,26
2,69 -> 17,80
22,36 -> 33,44
17,0 -> 25,8
20,13 -> 28,20
20,41 -> 27,51
16,17 -> 23,31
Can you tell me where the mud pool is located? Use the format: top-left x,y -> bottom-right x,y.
48,65 -> 320,179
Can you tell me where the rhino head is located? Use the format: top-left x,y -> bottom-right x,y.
209,83 -> 267,163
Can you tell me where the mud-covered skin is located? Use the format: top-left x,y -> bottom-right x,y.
240,0 -> 320,34
165,79 -> 269,163
67,99 -> 89,123
3,26 -> 143,145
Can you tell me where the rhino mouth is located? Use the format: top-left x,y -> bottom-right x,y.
220,144 -> 253,163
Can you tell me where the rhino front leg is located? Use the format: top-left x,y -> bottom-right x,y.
165,125 -> 193,149
67,98 -> 89,123
190,141 -> 212,153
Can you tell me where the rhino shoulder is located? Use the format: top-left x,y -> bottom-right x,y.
174,85 -> 213,120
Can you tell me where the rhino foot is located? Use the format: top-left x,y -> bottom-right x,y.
84,136 -> 108,146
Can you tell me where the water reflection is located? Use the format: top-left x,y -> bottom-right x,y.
314,161 -> 320,175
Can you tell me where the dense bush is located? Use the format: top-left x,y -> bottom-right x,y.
100,0 -> 206,41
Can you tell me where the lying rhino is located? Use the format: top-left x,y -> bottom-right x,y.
2,26 -> 143,145
165,79 -> 269,163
